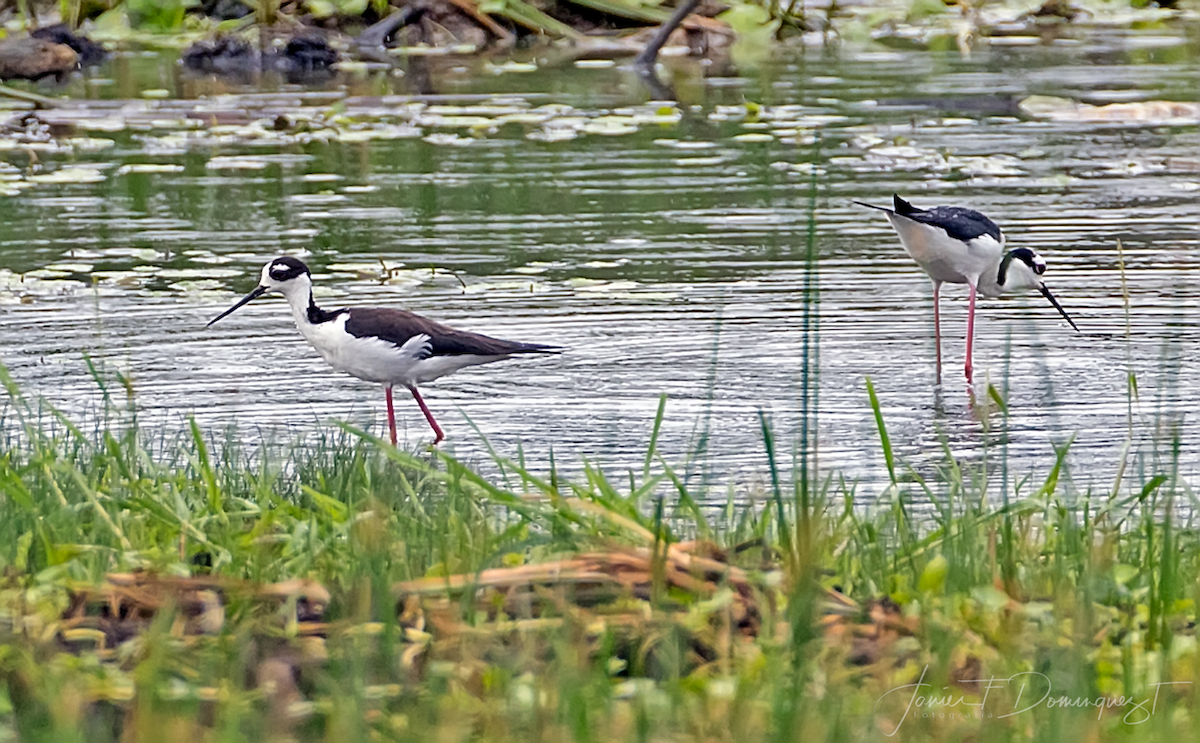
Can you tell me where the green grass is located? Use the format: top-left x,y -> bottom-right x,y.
0,356 -> 1198,743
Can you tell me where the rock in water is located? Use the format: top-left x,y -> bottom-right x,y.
181,36 -> 258,75
0,37 -> 79,82
30,24 -> 107,67
275,35 -> 338,75
181,34 -> 338,80
198,0 -> 253,20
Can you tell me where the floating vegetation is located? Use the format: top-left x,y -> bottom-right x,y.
0,95 -> 717,156
1020,95 -> 1200,124
115,163 -> 186,174
204,156 -> 269,170
26,165 -> 108,184
0,269 -> 84,303
731,132 -> 774,142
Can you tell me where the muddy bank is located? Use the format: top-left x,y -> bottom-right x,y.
2,0 -> 1184,88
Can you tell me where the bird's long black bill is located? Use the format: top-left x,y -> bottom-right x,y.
1038,283 -> 1079,332
207,285 -> 268,327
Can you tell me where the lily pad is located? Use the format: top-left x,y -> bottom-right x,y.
67,138 -> 117,152
206,157 -> 269,171
423,133 -> 474,146
169,279 -> 229,293
157,268 -> 243,279
28,167 -> 107,184
527,129 -> 578,142
581,118 -> 639,136
653,139 -> 718,150
491,61 -> 538,74
571,279 -> 641,292
116,164 -> 187,175
675,156 -> 726,167
732,133 -> 774,143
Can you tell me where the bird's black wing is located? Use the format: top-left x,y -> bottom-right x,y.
855,195 -> 1004,243
344,308 -> 560,356
907,206 -> 1002,243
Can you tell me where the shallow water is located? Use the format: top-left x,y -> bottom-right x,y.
1,33 -> 1199,497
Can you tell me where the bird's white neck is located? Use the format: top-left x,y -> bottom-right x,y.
976,256 -> 1007,298
278,276 -> 319,331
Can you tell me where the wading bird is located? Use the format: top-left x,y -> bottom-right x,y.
855,195 -> 1078,383
207,257 -> 560,445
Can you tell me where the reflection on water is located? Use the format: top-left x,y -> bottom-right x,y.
1,34 -> 1199,497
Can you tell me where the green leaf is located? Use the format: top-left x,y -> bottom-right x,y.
1113,563 -> 1139,586
306,0 -> 338,17
718,5 -> 779,67
125,0 -> 189,32
305,0 -> 368,17
479,0 -> 583,38
565,0 -> 670,24
301,485 -> 350,522
971,585 -> 1011,612
907,0 -> 946,20
918,554 -> 948,594
865,377 -> 896,486
719,4 -> 778,40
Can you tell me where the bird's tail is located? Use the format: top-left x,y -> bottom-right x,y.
891,194 -> 920,216
510,342 -> 564,355
854,195 -> 921,216
852,199 -> 893,214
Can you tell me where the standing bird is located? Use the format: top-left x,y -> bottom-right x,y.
855,195 -> 1078,383
207,257 -> 560,445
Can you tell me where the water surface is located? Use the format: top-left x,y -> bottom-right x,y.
2,33 -> 1199,498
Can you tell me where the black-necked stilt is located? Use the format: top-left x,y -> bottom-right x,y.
207,256 -> 561,445
855,195 -> 1078,383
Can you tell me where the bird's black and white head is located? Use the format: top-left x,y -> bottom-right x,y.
259,256 -> 313,296
207,257 -> 314,327
996,248 -> 1045,291
997,248 -> 1079,331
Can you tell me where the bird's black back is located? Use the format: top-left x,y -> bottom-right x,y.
893,195 -> 1003,243
342,307 -> 559,357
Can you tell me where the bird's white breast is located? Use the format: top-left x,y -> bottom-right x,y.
295,314 -> 415,384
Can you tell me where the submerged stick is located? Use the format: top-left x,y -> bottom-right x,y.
354,6 -> 422,48
0,82 -> 60,109
633,0 -> 703,70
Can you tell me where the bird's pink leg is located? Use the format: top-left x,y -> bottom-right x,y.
964,282 -> 977,384
932,280 -> 942,384
408,386 -> 445,445
385,386 -> 398,445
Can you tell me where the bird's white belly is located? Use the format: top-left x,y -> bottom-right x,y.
887,215 -> 1002,285
295,316 -> 409,384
